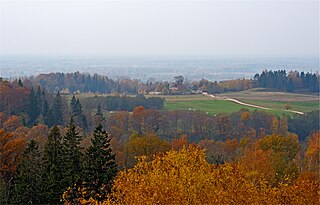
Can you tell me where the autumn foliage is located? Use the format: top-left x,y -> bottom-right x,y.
0,129 -> 26,179
86,146 -> 319,205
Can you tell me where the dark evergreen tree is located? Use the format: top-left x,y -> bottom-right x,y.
94,104 -> 104,125
45,109 -> 55,127
70,96 -> 88,130
13,140 -> 43,204
53,91 -> 64,126
27,87 -> 38,126
83,124 -> 117,201
42,126 -> 65,204
70,95 -> 77,114
62,117 -> 83,189
18,79 -> 23,87
41,90 -> 49,117
287,78 -> 295,92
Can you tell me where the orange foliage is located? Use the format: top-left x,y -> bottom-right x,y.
305,131 -> 320,174
0,129 -> 26,178
0,81 -> 29,115
171,134 -> 189,150
3,115 -> 23,132
239,147 -> 275,184
0,112 -> 5,128
26,124 -> 49,149
132,106 -> 145,123
240,111 -> 251,122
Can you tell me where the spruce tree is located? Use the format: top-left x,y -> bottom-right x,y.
42,91 -> 49,117
70,95 -> 77,114
62,117 -> 83,188
13,140 -> 43,204
70,96 -> 88,130
18,79 -> 23,87
42,126 -> 65,204
53,91 -> 64,125
94,104 -> 105,125
27,87 -> 38,126
83,124 -> 117,201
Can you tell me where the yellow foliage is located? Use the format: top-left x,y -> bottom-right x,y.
124,133 -> 170,168
305,130 -> 320,174
73,146 -> 319,205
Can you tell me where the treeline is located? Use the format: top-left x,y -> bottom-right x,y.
81,94 -> 164,112
0,82 -> 91,131
0,80 -> 163,130
33,72 -> 170,94
254,70 -> 319,93
15,70 -> 318,95
0,80 -> 67,128
194,78 -> 252,93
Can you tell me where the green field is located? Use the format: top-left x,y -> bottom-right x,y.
163,93 -> 319,116
165,99 -> 259,115
241,99 -> 319,113
70,89 -> 319,116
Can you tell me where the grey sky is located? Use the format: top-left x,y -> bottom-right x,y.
0,0 -> 319,57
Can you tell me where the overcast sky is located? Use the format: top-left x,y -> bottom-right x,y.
0,0 -> 319,58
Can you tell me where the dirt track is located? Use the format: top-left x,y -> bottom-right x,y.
204,93 -> 305,115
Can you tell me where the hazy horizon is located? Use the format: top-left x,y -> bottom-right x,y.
1,0 -> 319,58
1,55 -> 318,82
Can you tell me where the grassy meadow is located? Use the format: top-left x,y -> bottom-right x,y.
70,89 -> 319,116
161,90 -> 319,116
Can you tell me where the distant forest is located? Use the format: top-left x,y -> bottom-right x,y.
2,70 -> 318,95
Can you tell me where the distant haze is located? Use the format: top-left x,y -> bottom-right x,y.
0,0 -> 319,58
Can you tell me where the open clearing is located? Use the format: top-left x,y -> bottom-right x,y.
165,99 -> 266,115
217,88 -> 319,102
70,89 -> 319,116
162,89 -> 319,116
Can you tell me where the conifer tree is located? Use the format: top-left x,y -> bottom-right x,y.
70,95 -> 77,114
18,79 -> 23,87
41,90 -> 49,117
13,140 -> 43,204
83,124 -> 117,201
53,91 -> 64,126
27,87 -> 38,126
70,96 -> 88,130
94,104 -> 105,125
42,126 -> 65,204
62,117 -> 83,188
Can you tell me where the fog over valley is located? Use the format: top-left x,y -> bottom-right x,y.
1,56 -> 318,81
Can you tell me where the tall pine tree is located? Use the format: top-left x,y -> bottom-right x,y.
94,104 -> 105,126
83,124 -> 117,201
62,117 -> 83,188
53,91 -> 64,126
27,87 -> 38,126
42,126 -> 65,204
13,140 -> 43,204
70,96 -> 88,130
